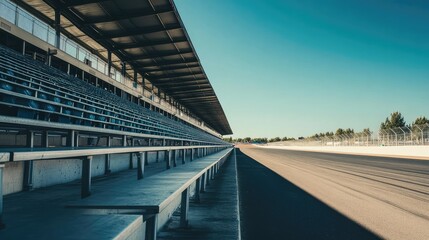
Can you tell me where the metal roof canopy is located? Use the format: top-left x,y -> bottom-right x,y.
18,0 -> 232,135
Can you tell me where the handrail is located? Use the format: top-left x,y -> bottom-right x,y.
9,145 -> 232,162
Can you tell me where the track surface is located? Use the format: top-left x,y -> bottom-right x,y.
236,146 -> 429,240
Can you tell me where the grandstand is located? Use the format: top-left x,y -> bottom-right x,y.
0,0 -> 233,239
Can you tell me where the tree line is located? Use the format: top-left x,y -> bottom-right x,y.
222,136 -> 295,144
224,112 -> 429,144
308,112 -> 429,139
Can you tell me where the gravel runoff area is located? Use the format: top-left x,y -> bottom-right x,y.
238,145 -> 429,240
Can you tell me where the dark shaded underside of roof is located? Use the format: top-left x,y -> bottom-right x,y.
17,0 -> 232,135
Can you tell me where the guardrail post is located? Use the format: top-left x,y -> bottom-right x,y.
81,156 -> 93,198
0,163 -> 5,229
180,187 -> 189,228
137,152 -> 145,180
145,215 -> 158,240
165,150 -> 171,169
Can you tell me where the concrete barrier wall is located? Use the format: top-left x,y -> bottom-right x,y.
3,150 -> 170,195
260,145 -> 429,159
3,162 -> 23,195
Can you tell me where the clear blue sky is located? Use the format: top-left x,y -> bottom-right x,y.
174,0 -> 429,138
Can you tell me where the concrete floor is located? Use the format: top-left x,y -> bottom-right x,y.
239,145 -> 429,240
0,160 -> 167,239
158,151 -> 240,240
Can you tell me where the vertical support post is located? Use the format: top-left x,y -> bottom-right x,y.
182,149 -> 186,164
133,70 -> 138,88
23,131 -> 34,191
165,150 -> 170,169
81,156 -> 93,198
0,163 -> 5,229
194,177 -> 200,203
74,132 -> 79,147
172,150 -> 177,167
123,135 -> 127,147
200,173 -> 206,192
107,50 -> 112,77
145,215 -> 158,240
22,41 -> 26,55
156,151 -> 160,162
137,152 -> 145,180
144,151 -> 149,166
207,168 -> 211,185
190,149 -> 194,162
121,62 -> 126,78
66,130 -> 75,147
105,136 -> 111,175
54,9 -> 61,49
180,188 -> 189,228
41,131 -> 48,148
129,138 -> 134,169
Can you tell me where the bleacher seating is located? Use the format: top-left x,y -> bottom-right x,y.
0,45 -> 224,144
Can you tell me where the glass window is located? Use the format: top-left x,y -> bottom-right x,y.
78,48 -> 86,62
97,60 -> 105,73
47,27 -> 56,46
65,41 -> 77,58
0,0 -> 16,23
33,20 -> 48,42
16,9 -> 32,33
59,35 -> 67,51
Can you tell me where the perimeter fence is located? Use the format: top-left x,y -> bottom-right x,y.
270,124 -> 429,147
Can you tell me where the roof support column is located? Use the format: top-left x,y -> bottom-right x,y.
107,50 -> 112,77
121,62 -> 126,77
133,70 -> 137,88
54,9 -> 61,49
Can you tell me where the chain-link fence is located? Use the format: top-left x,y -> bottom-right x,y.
269,124 -> 429,147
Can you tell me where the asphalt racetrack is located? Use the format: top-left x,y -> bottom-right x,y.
236,146 -> 429,240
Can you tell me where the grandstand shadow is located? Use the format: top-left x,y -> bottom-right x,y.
235,149 -> 381,240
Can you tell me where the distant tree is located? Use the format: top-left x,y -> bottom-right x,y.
244,137 -> 251,143
335,128 -> 345,136
413,116 -> 429,126
362,128 -> 371,135
281,137 -> 289,141
252,138 -> 268,144
381,111 -> 406,130
269,137 -> 281,142
344,128 -> 354,135
237,138 -> 243,143
298,136 -> 304,140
